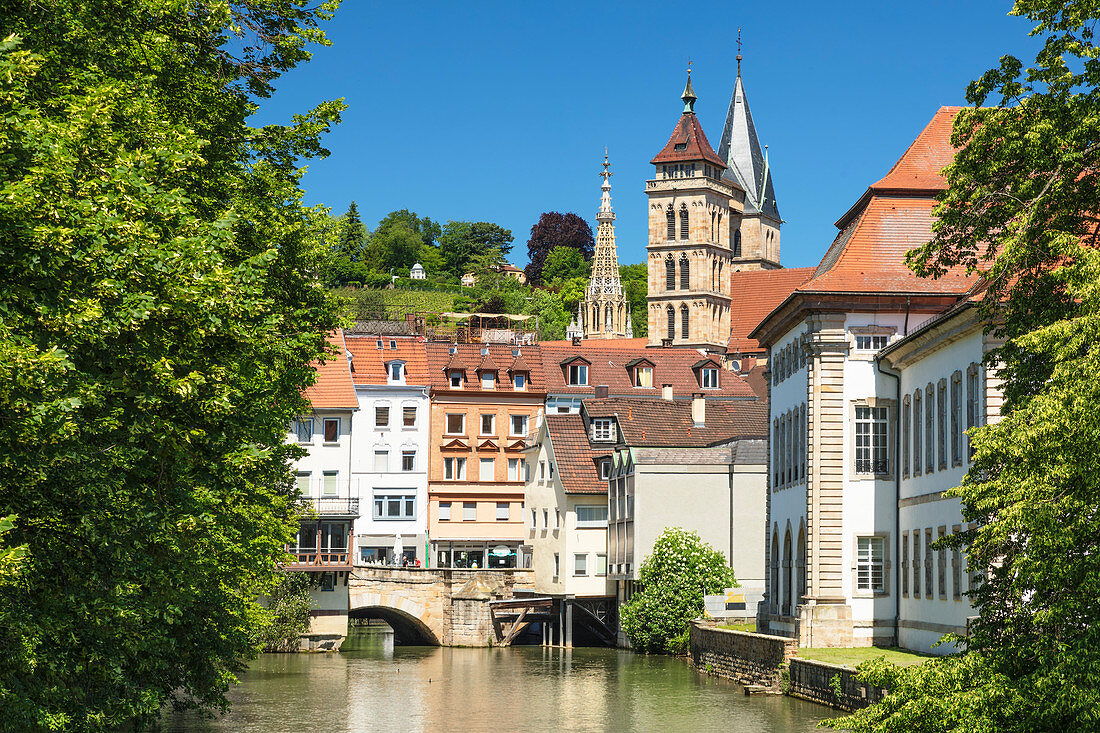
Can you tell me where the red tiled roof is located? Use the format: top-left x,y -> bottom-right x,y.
545,414 -> 606,495
344,334 -> 430,386
870,106 -> 963,193
584,397 -> 767,447
727,267 -> 815,354
539,343 -> 756,399
424,343 -> 545,392
302,330 -> 358,409
651,112 -> 727,168
539,338 -> 651,348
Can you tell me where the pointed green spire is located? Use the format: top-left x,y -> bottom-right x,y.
682,67 -> 697,113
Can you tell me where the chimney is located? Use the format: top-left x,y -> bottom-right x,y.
572,335 -> 582,346
662,384 -> 674,401
661,338 -> 673,348
692,392 -> 705,427
595,385 -> 609,399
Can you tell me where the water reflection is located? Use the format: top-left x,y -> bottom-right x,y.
164,627 -> 826,732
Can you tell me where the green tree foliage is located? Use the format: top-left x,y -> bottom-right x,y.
620,528 -> 737,654
620,264 -> 649,337
828,3 -> 1100,730
542,247 -> 591,284
374,222 -> 424,272
0,0 -> 342,728
338,201 -> 367,256
253,572 -> 313,652
524,211 -> 594,285
439,221 -> 513,278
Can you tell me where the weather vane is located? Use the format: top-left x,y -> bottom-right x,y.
737,28 -> 743,77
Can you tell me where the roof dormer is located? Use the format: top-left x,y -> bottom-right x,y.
386,360 -> 406,385
560,355 -> 591,386
625,357 -> 655,388
692,358 -> 722,390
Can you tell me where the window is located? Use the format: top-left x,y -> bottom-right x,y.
530,509 -> 536,528
901,531 -> 909,596
574,554 -> 588,576
481,371 -> 495,389
600,460 -> 611,480
322,471 -> 338,496
576,505 -> 608,528
375,406 -> 389,429
320,572 -> 335,592
295,471 -> 310,494
681,305 -> 689,339
295,417 -> 313,443
481,413 -> 495,435
549,461 -> 555,479
449,370 -> 463,387
912,531 -> 921,597
924,528 -> 934,596
373,449 -> 389,472
463,502 -> 477,521
665,255 -> 675,288
510,414 -> 528,436
320,418 -> 338,443
444,457 -> 466,481
856,536 -> 885,593
389,362 -> 404,382
733,228 -> 742,257
913,390 -> 923,476
679,256 -> 690,288
596,554 -> 608,576
401,450 -> 415,472
666,306 -> 675,340
951,524 -> 962,600
496,502 -> 510,521
513,372 -> 526,390
951,372 -> 962,466
553,553 -> 560,578
966,364 -> 980,459
507,458 -> 523,481
925,385 -> 935,472
854,405 -> 889,474
446,413 -> 465,435
539,461 -> 546,480
591,418 -> 614,442
438,501 -> 451,521
937,379 -> 948,470
679,205 -> 689,239
902,396 -> 911,477
937,526 -> 947,599
479,457 -> 495,481
634,366 -> 653,388
402,406 -> 416,428
701,367 -> 719,389
855,334 -> 890,351
543,509 -> 549,528
666,207 -> 675,241
373,492 -> 415,520
567,363 -> 588,385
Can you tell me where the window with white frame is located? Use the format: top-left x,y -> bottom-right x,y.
513,372 -> 526,389
634,366 -> 653,388
446,413 -> 465,435
596,553 -> 607,576
322,470 -> 338,496
573,553 -> 588,576
567,363 -> 588,385
553,553 -> 559,578
510,414 -> 528,436
402,406 -> 416,428
925,384 -> 935,472
496,502 -> 509,521
479,457 -> 494,481
950,372 -> 962,466
539,461 -> 546,480
856,536 -> 886,593
700,367 -> 719,389
373,491 -> 415,520
323,418 -> 339,443
373,449 -> 389,472
449,370 -> 463,387
937,379 -> 948,470
591,418 -> 614,442
507,458 -> 522,481
901,530 -> 909,595
481,371 -> 495,389
913,390 -> 923,476
463,502 -> 477,521
576,505 -> 608,528
401,449 -> 415,472
374,406 -> 389,429
902,396 -> 911,477
600,459 -> 611,480
388,361 -> 404,383
966,364 -> 980,460
295,471 -> 310,494
854,405 -> 889,474
481,413 -> 495,435
295,417 -> 313,443
855,334 -> 890,351
444,456 -> 466,481
438,501 -> 451,521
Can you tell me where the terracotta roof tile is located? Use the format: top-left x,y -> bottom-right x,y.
424,343 -> 545,392
726,266 -> 817,354
871,106 -> 963,192
545,414 -> 606,495
343,334 -> 430,386
583,397 -> 767,447
650,112 -> 727,168
302,330 -> 358,409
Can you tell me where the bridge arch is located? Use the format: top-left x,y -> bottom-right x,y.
348,588 -> 443,646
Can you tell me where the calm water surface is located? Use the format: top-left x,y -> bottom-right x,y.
164,627 -> 827,732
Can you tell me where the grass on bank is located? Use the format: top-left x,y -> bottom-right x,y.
796,646 -> 931,668
717,622 -> 757,632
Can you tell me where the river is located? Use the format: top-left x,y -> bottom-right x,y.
164,627 -> 829,732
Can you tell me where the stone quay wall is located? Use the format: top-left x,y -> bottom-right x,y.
787,657 -> 888,711
689,621 -> 798,689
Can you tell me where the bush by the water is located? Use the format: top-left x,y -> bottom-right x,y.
619,528 -> 737,654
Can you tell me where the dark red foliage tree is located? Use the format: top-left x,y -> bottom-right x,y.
524,212 -> 594,286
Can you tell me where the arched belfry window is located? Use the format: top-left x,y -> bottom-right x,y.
666,306 -> 675,340
733,228 -> 742,257
604,305 -> 613,331
679,204 -> 689,240
665,255 -> 676,291
679,255 -> 689,290
680,304 -> 689,340
592,305 -> 598,328
666,206 -> 675,240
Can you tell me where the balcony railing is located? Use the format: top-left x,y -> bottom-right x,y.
296,496 -> 360,517
285,547 -> 353,569
855,458 -> 889,474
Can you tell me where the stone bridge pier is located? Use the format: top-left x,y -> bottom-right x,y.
348,567 -> 534,646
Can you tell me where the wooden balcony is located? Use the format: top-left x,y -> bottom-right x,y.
284,519 -> 355,572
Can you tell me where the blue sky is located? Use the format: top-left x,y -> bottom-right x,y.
253,1 -> 1040,270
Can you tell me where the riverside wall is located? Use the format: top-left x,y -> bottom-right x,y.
787,657 -> 887,711
689,621 -> 797,689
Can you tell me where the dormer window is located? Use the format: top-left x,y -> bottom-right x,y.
376,339 -> 383,349
388,361 -> 405,383
855,334 -> 890,351
701,367 -> 719,389
389,340 -> 397,350
513,372 -> 527,390
591,418 -> 615,442
600,459 -> 611,480
568,364 -> 588,385
634,366 -> 653,388
673,142 -> 687,151
481,371 -> 495,389
449,370 -> 463,388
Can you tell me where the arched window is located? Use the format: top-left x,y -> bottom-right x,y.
771,528 -> 781,614
604,304 -> 613,331
710,211 -> 716,241
666,306 -> 675,340
679,255 -> 689,290
680,304 -> 689,339
717,260 -> 723,287
592,305 -> 598,328
717,213 -> 722,244
679,204 -> 689,240
666,206 -> 675,240
665,255 -> 676,290
782,529 -> 793,616
797,523 -> 807,603
711,259 -> 716,291
733,228 -> 742,257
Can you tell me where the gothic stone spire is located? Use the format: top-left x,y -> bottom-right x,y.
716,60 -> 780,221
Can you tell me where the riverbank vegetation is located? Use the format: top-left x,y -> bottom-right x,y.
620,529 -> 738,654
0,1 -> 343,730
827,2 -> 1100,730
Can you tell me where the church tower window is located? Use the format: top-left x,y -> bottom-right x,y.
666,306 -> 675,340
666,206 -> 675,240
605,305 -> 613,331
680,305 -> 690,339
733,228 -> 742,257
665,255 -> 676,290
679,255 -> 689,290
679,205 -> 689,240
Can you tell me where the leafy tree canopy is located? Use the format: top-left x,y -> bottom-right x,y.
439,220 -> 513,278
542,247 -> 591,284
524,212 -> 594,286
620,528 -> 736,654
0,0 -> 342,728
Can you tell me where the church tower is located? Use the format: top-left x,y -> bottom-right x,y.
580,151 -> 632,339
645,70 -> 744,351
716,45 -> 782,270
